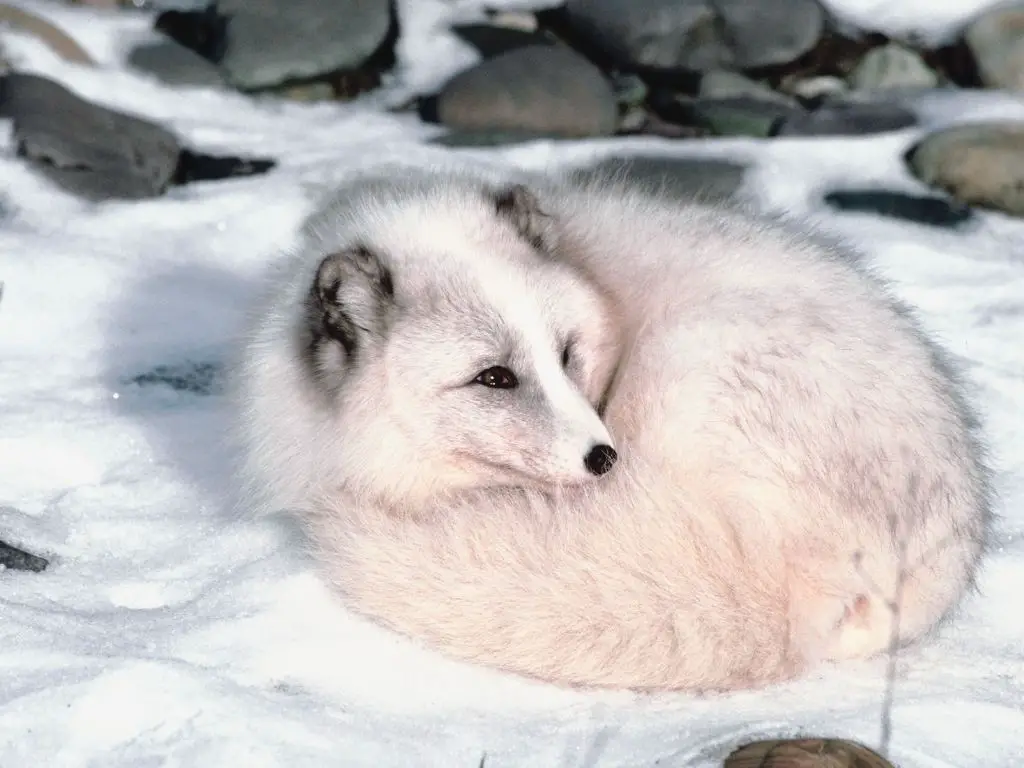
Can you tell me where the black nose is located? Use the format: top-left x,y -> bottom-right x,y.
583,443 -> 618,476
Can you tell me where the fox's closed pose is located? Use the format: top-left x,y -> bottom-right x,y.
229,163 -> 992,692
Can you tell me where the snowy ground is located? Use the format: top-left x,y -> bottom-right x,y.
2,2 -> 1024,767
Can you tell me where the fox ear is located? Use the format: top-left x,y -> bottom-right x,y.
492,183 -> 550,249
311,245 -> 395,357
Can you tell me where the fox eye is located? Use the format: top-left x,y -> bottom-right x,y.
474,366 -> 519,389
561,338 -> 575,369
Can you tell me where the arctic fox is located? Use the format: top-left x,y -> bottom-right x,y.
229,163 -> 992,692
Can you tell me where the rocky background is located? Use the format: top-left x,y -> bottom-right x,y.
1,0 -> 1024,221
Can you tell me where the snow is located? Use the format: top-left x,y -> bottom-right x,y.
2,2 -> 1024,767
819,0 -> 1005,45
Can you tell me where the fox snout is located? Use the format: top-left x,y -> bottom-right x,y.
584,443 -> 617,476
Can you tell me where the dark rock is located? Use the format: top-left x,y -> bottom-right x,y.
906,123 -> 1024,217
216,0 -> 393,90
451,23 -> 553,58
173,149 -> 275,184
965,3 -> 1024,91
128,360 -> 223,395
578,155 -> 747,202
824,188 -> 974,228
649,91 -> 802,137
128,39 -> 226,87
776,100 -> 916,136
154,4 -> 229,64
436,45 -> 618,138
0,539 -> 48,573
563,0 -> 824,71
3,73 -> 181,201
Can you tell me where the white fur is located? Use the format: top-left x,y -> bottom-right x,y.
228,165 -> 993,692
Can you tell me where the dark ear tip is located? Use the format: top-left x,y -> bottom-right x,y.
314,251 -> 344,301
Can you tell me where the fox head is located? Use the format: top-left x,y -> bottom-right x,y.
298,176 -> 623,510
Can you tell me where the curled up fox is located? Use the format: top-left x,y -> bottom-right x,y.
229,163 -> 993,692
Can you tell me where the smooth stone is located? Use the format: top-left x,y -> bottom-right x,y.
436,45 -> 618,138
563,0 -> 824,71
128,39 -> 226,87
776,101 -> 916,136
965,3 -> 1024,91
848,43 -> 938,92
649,91 -> 802,137
906,123 -> 1024,216
824,188 -> 973,228
2,73 -> 181,200
216,0 -> 392,90
700,69 -> 798,105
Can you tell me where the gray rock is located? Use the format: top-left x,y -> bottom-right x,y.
907,123 -> 1024,217
217,0 -> 392,90
966,3 -> 1024,91
564,0 -> 824,71
848,43 -> 938,92
2,73 -> 181,201
649,91 -> 802,137
700,70 -> 798,105
776,101 -> 916,136
576,155 -> 748,202
437,45 -> 618,138
128,39 -> 226,87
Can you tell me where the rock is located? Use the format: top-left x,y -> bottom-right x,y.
216,0 -> 393,90
906,123 -> 1024,216
563,0 -> 824,71
578,155 -> 747,202
128,39 -> 226,87
700,70 -> 798,105
696,98 -> 803,137
154,5 -> 229,64
649,91 -> 802,137
611,72 -> 648,108
725,738 -> 896,768
848,43 -> 938,92
436,45 -> 618,138
965,3 -> 1024,90
430,130 -> 570,148
0,538 -> 48,572
776,100 -> 916,136
451,23 -> 552,58
784,75 -> 847,103
2,73 -> 181,200
824,188 -> 973,228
